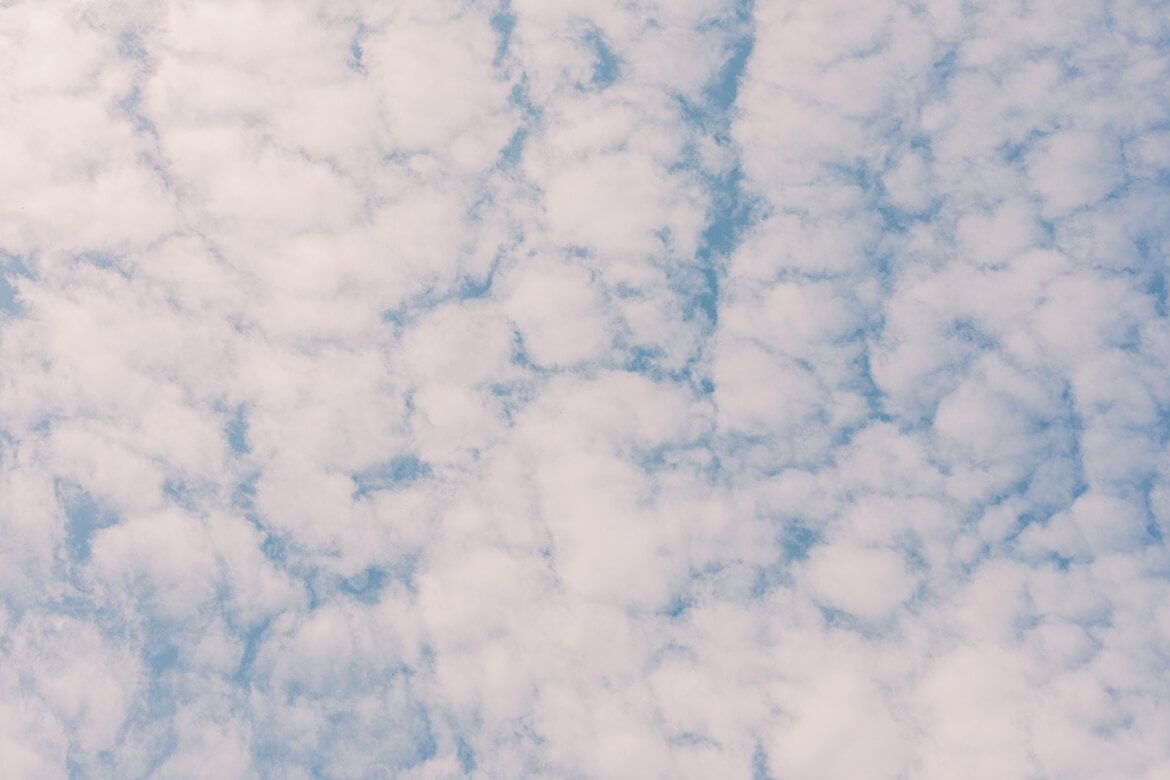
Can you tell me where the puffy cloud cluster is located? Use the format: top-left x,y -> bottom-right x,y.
1,0 -> 1168,777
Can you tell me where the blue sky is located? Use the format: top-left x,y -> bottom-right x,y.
1,0 -> 1169,777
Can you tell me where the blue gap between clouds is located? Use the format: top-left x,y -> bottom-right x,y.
225,403 -> 250,455
629,0 -> 757,403
490,0 -> 516,67
583,28 -> 620,90
1140,474 -> 1166,545
161,477 -> 206,512
683,1 -> 759,331
113,32 -> 163,145
351,455 -> 432,499
117,86 -> 156,136
456,733 -> 477,773
752,743 -> 776,780
668,731 -> 720,749
845,335 -> 893,427
56,480 -> 119,563
339,565 -> 391,604
0,249 -> 30,316
1137,237 -> 1168,317
751,519 -> 821,597
231,615 -> 275,688
662,592 -> 694,620
349,22 -> 369,73
490,0 -> 537,174
0,274 -> 18,316
338,557 -> 419,603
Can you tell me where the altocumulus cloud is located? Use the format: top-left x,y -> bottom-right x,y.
1,0 -> 1169,777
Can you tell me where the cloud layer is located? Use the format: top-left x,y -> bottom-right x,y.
2,0 -> 1169,777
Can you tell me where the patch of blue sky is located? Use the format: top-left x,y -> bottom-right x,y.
455,733 -> 477,773
378,253 -> 505,330
495,126 -> 528,170
679,164 -> 763,331
1018,449 -> 1086,509
692,0 -> 756,121
621,342 -> 667,377
628,437 -> 720,485
479,82 -> 539,194
996,463 -> 1085,542
750,519 -> 822,597
997,131 -> 1044,166
225,403 -> 250,455
56,479 -> 119,564
230,616 -> 275,688
947,317 -> 1000,351
506,76 -> 540,122
385,740 -> 451,780
142,624 -> 182,677
817,605 -> 900,639
487,376 -> 530,404
668,5 -> 760,335
117,85 -> 157,135
927,46 -> 958,92
668,731 -> 720,749
113,29 -> 165,166
1135,237 -> 1170,310
230,473 -> 296,576
826,158 -> 919,239
0,432 -> 14,477
844,341 -> 893,424
0,272 -> 19,316
1140,475 -> 1167,544
506,328 -> 541,372
661,591 -> 694,621
581,28 -> 619,90
490,0 -> 515,68
348,22 -> 368,74
752,742 -> 776,780
338,560 -> 415,603
879,194 -> 943,235
458,268 -> 496,300
75,249 -> 131,277
230,472 -> 260,516
0,248 -> 31,317
351,455 -> 432,499
116,28 -> 148,62
698,163 -> 758,259
161,477 -> 203,512
778,520 -> 821,563
749,560 -> 786,599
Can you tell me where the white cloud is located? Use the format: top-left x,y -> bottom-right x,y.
1,0 -> 1169,776
502,255 -> 613,367
1029,130 -> 1123,216
803,543 -> 918,620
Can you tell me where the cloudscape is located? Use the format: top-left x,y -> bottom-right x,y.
2,0 -> 1169,777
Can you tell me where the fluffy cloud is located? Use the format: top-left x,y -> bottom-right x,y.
1,0 -> 1168,777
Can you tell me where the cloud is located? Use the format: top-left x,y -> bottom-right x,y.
1,0 -> 1169,777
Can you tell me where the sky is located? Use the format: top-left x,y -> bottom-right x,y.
1,0 -> 1169,777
